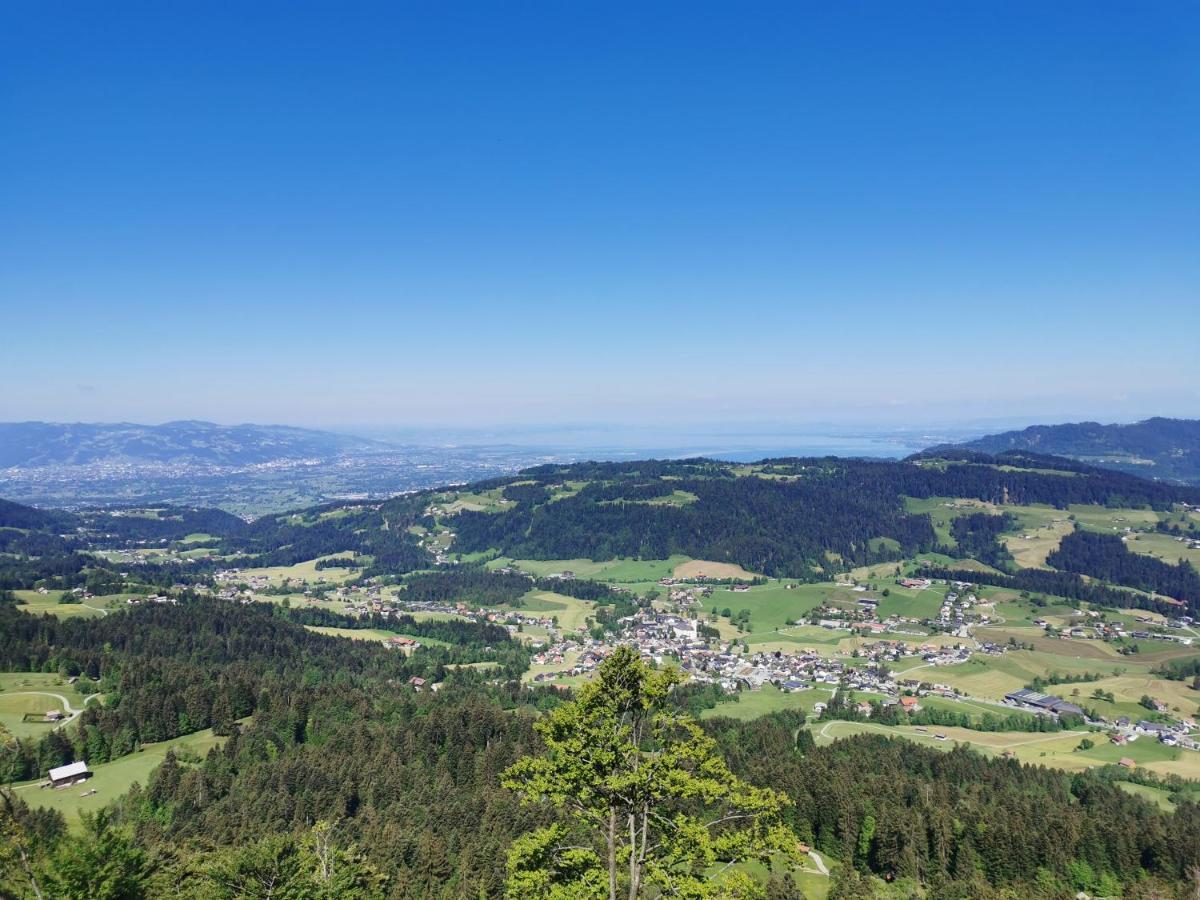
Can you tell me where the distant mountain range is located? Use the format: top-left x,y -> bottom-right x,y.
0,420 -> 388,468
931,417 -> 1200,484
0,421 -> 571,515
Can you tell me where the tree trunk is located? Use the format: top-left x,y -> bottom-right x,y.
608,807 -> 618,900
628,813 -> 640,899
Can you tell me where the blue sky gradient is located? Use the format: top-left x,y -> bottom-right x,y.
3,1 -> 1197,428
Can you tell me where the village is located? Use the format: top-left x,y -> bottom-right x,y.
193,560 -> 1200,759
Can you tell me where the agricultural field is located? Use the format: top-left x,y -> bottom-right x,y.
672,559 -> 759,580
236,554 -> 362,586
488,555 -> 688,583
0,693 -> 68,739
302,626 -> 452,649
811,719 -> 1200,778
519,590 -> 596,632
699,684 -> 830,721
13,589 -> 129,619
433,487 -> 515,515
1003,518 -> 1075,568
1123,531 -> 1200,568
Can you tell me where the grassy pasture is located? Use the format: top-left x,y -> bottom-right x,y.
15,728 -> 227,828
438,488 -> 514,515
1003,519 -> 1074,568
0,693 -> 68,739
812,719 -> 1084,756
923,650 -> 1132,700
0,673 -> 93,707
1116,781 -> 1176,811
903,496 -> 997,548
179,532 -> 216,543
1078,673 -> 1200,720
1068,504 -> 1161,532
519,590 -> 595,632
813,720 -> 1200,779
238,554 -> 361,586
13,590 -> 119,619
302,626 -> 453,649
704,583 -> 837,630
699,685 -> 826,721
875,587 -> 945,620
488,556 -> 687,583
1122,531 -> 1200,568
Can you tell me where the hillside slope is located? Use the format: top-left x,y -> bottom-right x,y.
932,417 -> 1200,484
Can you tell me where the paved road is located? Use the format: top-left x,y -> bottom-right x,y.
808,851 -> 829,876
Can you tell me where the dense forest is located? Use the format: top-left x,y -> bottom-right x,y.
1047,528 -> 1200,607
0,600 -> 523,784
6,678 -> 1198,897
946,512 -> 1017,570
939,417 -> 1200,484
711,717 -> 1200,898
4,450 -> 1197,589
916,563 -> 1197,618
453,471 -> 938,579
452,453 -> 1198,579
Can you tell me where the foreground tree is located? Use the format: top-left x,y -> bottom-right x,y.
502,646 -> 791,899
184,821 -> 385,899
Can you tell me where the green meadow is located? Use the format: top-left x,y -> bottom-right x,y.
14,727 -> 228,828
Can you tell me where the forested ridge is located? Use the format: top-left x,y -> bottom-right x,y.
1047,528 -> 1200,606
0,599 -> 524,785
452,452 -> 1198,579
3,449 -> 1196,591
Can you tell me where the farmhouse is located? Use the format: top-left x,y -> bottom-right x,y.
1004,688 -> 1084,717
47,760 -> 91,788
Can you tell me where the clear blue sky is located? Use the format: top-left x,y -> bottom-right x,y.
3,1 -> 1197,429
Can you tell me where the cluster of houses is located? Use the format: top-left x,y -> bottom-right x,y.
938,589 -> 990,632
524,605 -> 981,700
1109,717 -> 1200,750
214,569 -> 272,591
1002,689 -> 1200,751
125,594 -> 177,606
1033,610 -> 1194,646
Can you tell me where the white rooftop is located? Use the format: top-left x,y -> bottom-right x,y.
48,760 -> 89,781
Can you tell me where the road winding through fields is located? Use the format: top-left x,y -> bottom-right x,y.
5,690 -> 101,726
